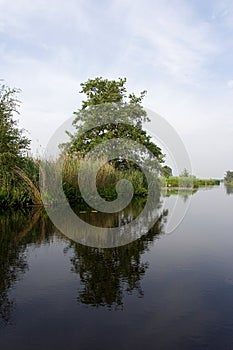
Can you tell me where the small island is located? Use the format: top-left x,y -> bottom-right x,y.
0,78 -> 224,209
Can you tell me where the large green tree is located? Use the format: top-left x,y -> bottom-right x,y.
0,82 -> 42,207
65,77 -> 165,169
224,171 -> 233,185
0,82 -> 30,169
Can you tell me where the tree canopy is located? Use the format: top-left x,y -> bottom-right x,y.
65,77 -> 165,169
162,165 -> 173,178
224,171 -> 233,185
0,82 -> 30,170
0,82 -> 42,207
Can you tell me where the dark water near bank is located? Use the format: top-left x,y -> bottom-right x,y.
0,186 -> 233,349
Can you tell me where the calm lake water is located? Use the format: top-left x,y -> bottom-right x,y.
0,185 -> 233,349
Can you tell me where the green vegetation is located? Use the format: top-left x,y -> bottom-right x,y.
224,171 -> 233,186
57,77 -> 164,205
159,168 -> 220,189
224,171 -> 233,195
0,82 -> 41,208
62,156 -> 156,205
63,77 -> 165,167
0,84 -> 30,165
161,165 -> 173,178
160,176 -> 220,189
0,78 -> 223,209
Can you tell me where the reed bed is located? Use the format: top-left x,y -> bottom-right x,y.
61,156 -> 151,204
0,158 -> 40,208
2,153 -> 220,209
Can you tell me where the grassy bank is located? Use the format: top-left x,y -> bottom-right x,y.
58,156 -> 158,205
0,155 -> 221,209
160,176 -> 220,189
26,156 -> 156,207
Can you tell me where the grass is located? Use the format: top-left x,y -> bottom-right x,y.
61,156 -> 151,205
160,176 -> 220,189
0,157 -> 41,209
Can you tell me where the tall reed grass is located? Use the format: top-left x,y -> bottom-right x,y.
0,157 -> 40,209
61,155 -> 151,204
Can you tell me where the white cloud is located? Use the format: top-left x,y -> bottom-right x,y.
118,0 -> 219,85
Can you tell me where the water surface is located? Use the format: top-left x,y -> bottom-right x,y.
0,186 -> 233,349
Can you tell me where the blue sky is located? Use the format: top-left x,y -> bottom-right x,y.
1,0 -> 233,177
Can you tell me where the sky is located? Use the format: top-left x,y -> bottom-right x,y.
0,0 -> 233,178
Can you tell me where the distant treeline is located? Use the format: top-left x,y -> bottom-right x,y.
160,176 -> 220,189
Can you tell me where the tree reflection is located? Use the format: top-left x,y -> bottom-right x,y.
0,199 -> 168,321
68,202 -> 168,309
0,209 -> 54,326
0,210 -> 30,325
162,188 -> 197,202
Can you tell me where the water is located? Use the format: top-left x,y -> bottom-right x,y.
0,186 -> 233,349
